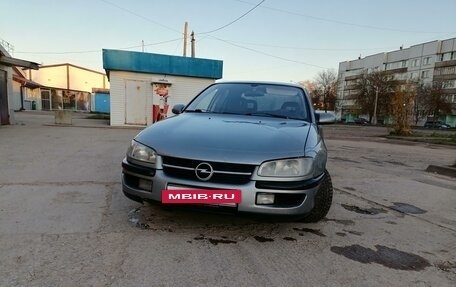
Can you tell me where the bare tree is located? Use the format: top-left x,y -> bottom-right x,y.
411,80 -> 452,127
313,69 -> 338,112
391,82 -> 415,135
413,81 -> 427,125
299,80 -> 320,108
420,80 -> 452,124
354,70 -> 398,123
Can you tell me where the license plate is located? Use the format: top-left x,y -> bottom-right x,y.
163,185 -> 241,206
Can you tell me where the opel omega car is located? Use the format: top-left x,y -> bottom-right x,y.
122,81 -> 335,222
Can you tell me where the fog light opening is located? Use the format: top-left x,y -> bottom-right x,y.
138,179 -> 152,191
256,193 -> 275,205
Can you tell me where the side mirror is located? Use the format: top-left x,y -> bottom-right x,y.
172,104 -> 185,115
315,112 -> 336,125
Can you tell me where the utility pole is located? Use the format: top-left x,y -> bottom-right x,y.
191,31 -> 195,58
141,40 -> 144,52
183,22 -> 188,57
372,86 -> 379,125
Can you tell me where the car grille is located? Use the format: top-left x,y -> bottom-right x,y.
162,156 -> 255,184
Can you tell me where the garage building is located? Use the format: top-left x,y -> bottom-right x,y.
103,49 -> 223,126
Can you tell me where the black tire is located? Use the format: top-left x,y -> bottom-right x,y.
300,171 -> 333,223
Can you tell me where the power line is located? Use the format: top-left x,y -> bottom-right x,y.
14,38 -> 183,55
216,39 -> 398,51
99,0 -> 182,34
209,36 -> 329,69
198,0 -> 265,35
233,0 -> 448,34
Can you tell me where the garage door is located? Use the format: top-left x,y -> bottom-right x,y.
125,80 -> 147,125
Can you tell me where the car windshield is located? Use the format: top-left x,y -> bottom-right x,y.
185,83 -> 310,121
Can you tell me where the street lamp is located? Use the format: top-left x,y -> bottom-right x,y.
372,86 -> 379,125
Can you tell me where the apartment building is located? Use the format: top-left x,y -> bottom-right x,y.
337,37 -> 456,126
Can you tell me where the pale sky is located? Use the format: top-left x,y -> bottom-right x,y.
1,0 -> 456,83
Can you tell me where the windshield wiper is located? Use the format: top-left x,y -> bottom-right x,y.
185,109 -> 207,113
244,112 -> 290,119
245,112 -> 306,121
211,111 -> 243,115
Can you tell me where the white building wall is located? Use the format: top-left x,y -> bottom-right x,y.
109,70 -> 214,126
68,66 -> 109,91
12,80 -> 22,110
27,65 -> 109,92
440,38 -> 456,53
29,66 -> 67,89
6,66 -> 13,116
386,48 -> 409,63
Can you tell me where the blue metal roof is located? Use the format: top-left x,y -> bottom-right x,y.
102,49 -> 223,79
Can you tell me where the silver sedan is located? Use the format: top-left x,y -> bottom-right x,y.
122,81 -> 335,222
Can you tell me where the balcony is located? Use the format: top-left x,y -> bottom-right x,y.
433,74 -> 456,81
435,60 -> 456,68
345,74 -> 363,81
385,67 -> 408,74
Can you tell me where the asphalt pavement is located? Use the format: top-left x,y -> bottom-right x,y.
0,111 -> 455,287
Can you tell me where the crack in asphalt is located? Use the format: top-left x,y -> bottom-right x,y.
97,184 -> 115,233
335,187 -> 456,233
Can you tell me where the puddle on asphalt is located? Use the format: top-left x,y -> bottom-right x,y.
128,208 -> 150,230
253,236 -> 274,242
208,238 -> 237,245
127,206 -> 366,245
389,202 -> 427,214
190,234 -> 237,245
283,237 -> 297,241
128,207 -> 289,244
293,227 -> 326,237
341,204 -> 387,215
331,244 -> 431,271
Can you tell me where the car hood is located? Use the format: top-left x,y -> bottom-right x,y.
135,113 -> 310,165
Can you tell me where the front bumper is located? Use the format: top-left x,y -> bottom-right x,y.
122,158 -> 324,216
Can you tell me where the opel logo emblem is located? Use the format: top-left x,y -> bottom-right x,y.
195,162 -> 214,181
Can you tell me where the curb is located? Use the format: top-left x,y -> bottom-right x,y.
426,165 -> 456,178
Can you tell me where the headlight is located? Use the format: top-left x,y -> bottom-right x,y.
126,140 -> 157,164
258,158 -> 313,177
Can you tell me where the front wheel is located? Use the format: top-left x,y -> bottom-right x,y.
300,171 -> 333,223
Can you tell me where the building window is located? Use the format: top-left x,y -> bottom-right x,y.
452,52 -> 456,60
421,70 -> 429,79
411,58 -> 420,67
386,61 -> 408,70
443,52 -> 452,61
423,57 -> 431,65
409,72 -> 418,80
443,80 -> 456,88
447,94 -> 456,103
